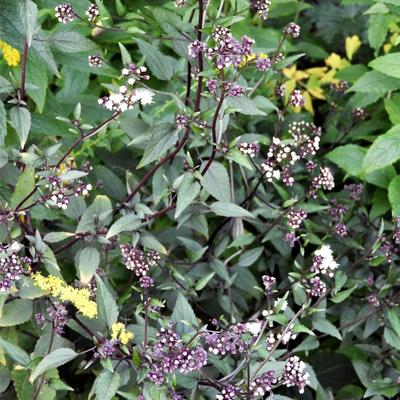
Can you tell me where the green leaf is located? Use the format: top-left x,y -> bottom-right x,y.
175,174 -> 201,218
30,348 -> 78,382
118,42 -> 131,65
106,214 -> 141,238
0,100 -> 6,146
9,106 -> 31,148
76,247 -> 100,285
136,39 -> 175,80
11,168 -> 35,208
385,93 -> 400,125
238,247 -> 264,267
137,124 -> 178,168
326,144 -> 365,176
368,14 -> 396,52
313,318 -> 342,340
210,202 -> 255,218
77,195 -> 112,233
371,188 -> 391,219
94,166 -> 126,200
19,0 -> 38,47
0,337 -> 30,365
50,31 -> 97,53
369,53 -> 400,78
350,71 -> 400,95
95,275 -> 118,328
330,285 -> 358,303
0,365 -> 11,393
388,308 -> 400,337
43,232 -> 76,243
202,161 -> 232,202
195,272 -> 216,290
92,370 -> 120,400
0,299 -> 32,326
225,96 -> 267,116
171,292 -> 197,334
384,327 -> 400,350
362,125 -> 400,173
388,175 -> 400,216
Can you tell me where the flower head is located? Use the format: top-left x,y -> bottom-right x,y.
55,3 -> 75,23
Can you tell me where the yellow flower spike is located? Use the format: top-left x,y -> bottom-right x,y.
111,322 -> 134,345
31,273 -> 98,319
0,40 -> 21,67
345,35 -> 362,61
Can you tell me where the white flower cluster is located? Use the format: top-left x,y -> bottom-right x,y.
311,244 -> 338,278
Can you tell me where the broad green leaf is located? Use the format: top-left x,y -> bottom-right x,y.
92,370 -> 120,400
388,175 -> 400,216
9,106 -> 31,148
370,188 -> 391,219
202,161 -> 231,202
30,348 -> 78,382
118,42 -> 132,65
95,275 -> 118,328
313,318 -> 342,340
0,337 -> 30,365
171,292 -> 198,334
350,71 -> 400,94
0,100 -> 6,145
195,272 -> 216,290
369,53 -> 400,78
210,202 -> 255,218
385,93 -> 400,125
362,125 -> 400,173
238,247 -> 264,267
367,15 -> 395,52
225,96 -> 267,116
50,31 -> 97,53
77,195 -> 112,233
94,166 -> 126,200
106,214 -> 141,238
326,144 -> 365,176
0,299 -> 32,326
388,308 -> 400,337
175,173 -> 201,218
19,0 -> 38,47
384,327 -> 400,350
76,247 -> 100,284
136,39 -> 175,80
137,124 -> 178,168
330,285 -> 358,303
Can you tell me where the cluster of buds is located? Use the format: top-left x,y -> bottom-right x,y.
45,174 -> 92,210
309,166 -> 335,197
307,276 -> 327,297
88,55 -> 102,68
174,0 -> 187,7
227,83 -> 246,97
288,90 -> 306,107
282,356 -> 310,393
176,114 -> 189,128
147,324 -> 207,384
352,107 -> 368,122
85,3 -> 99,22
206,79 -> 218,94
283,22 -> 301,38
289,121 -> 321,158
189,27 -> 256,71
93,339 -> 117,359
216,385 -> 238,400
55,3 -> 75,23
36,301 -> 69,335
262,275 -> 276,294
334,223 -> 348,237
344,183 -> 363,201
250,371 -> 277,397
250,0 -> 272,19
0,242 -> 30,291
255,54 -> 272,72
286,208 -> 307,230
329,200 -> 348,222
121,63 -> 150,85
237,142 -> 260,158
120,244 -> 160,276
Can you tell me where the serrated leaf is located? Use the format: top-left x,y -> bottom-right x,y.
350,71 -> 400,94
369,53 -> 400,78
92,370 -> 120,400
326,144 -> 365,176
171,292 -> 197,334
50,31 -> 97,53
30,348 -> 78,382
225,96 -> 267,116
19,0 -> 38,47
106,214 -> 141,238
210,202 -> 254,218
313,318 -> 342,340
9,106 -> 31,148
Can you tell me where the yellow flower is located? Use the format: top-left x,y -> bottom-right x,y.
0,40 -> 21,67
32,273 -> 98,319
111,322 -> 134,345
238,52 -> 257,68
345,35 -> 362,61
